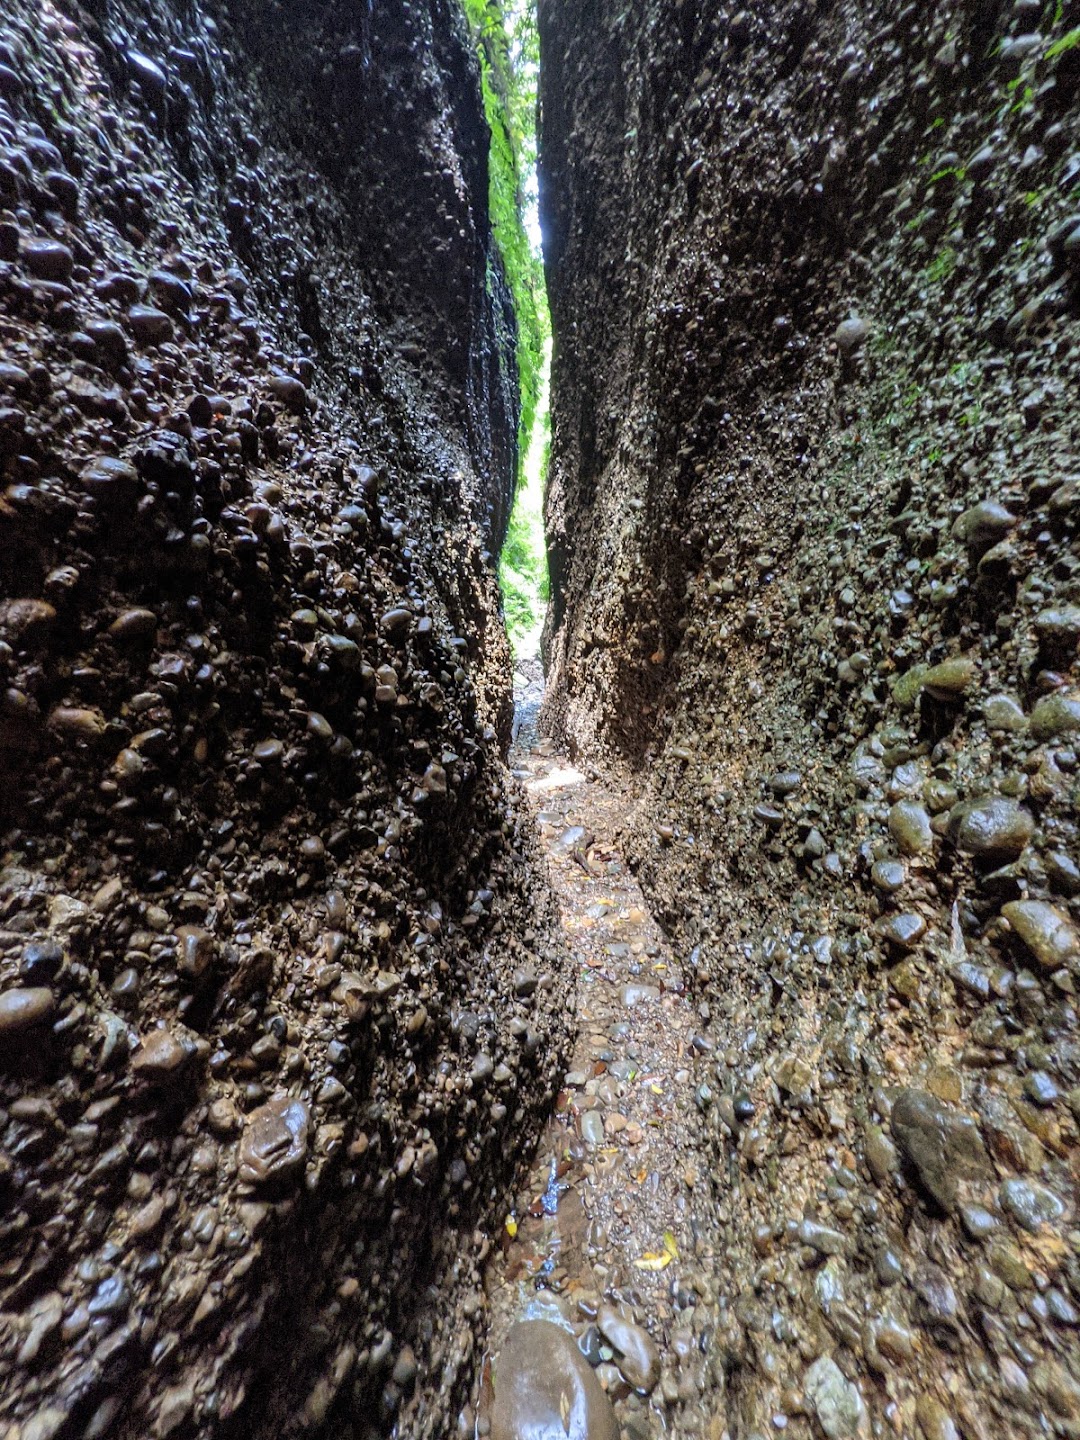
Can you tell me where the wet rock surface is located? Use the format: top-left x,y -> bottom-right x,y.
537,0 -> 1080,1435
488,1320 -> 618,1440
475,715 -> 728,1438
0,3 -> 566,1438
6,0 -> 1080,1435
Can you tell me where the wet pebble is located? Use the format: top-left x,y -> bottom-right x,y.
999,1177 -> 1064,1232
268,374 -> 309,410
804,1355 -> 866,1439
619,982 -> 659,1007
23,238 -> 73,283
949,797 -> 1034,863
888,801 -> 933,856
1029,692 -> 1080,740
983,694 -> 1027,733
870,859 -> 906,893
952,500 -> 1016,551
127,50 -> 167,97
127,305 -> 175,345
594,1305 -> 660,1395
513,965 -> 537,997
1001,899 -> 1080,970
86,320 -> 128,366
490,1320 -> 618,1440
0,986 -> 56,1035
581,1110 -> 605,1147
1024,1070 -> 1059,1107
922,656 -> 976,699
238,1095 -> 310,1187
20,941 -> 63,983
865,1125 -> 899,1184
131,1027 -> 192,1082
79,455 -> 140,504
108,608 -> 157,643
874,912 -> 926,951
1035,605 -> 1080,650
834,316 -> 868,353
890,1087 -> 989,1212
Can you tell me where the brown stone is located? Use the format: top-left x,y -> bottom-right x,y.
490,1320 -> 618,1440
238,1095 -> 310,1187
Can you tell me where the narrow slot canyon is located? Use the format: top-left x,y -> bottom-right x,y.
1,3 -> 1079,1440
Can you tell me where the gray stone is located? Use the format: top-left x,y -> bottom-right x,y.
952,500 -> 1016,551
804,1355 -> 866,1439
1001,900 -> 1080,970
834,317 -> 869,354
999,1178 -> 1065,1233
949,797 -> 1034,863
1035,606 -> 1080,649
581,1110 -> 605,1146
982,694 -> 1027,733
888,801 -> 933,856
1029,692 -> 1080,740
890,1088 -> 989,1213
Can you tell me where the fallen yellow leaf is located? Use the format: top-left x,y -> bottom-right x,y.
505,1216 -> 518,1238
633,1252 -> 671,1271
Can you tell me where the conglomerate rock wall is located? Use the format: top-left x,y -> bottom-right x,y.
539,0 -> 1080,1434
0,3 -> 567,1438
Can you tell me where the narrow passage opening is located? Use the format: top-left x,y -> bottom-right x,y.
464,0 -> 551,660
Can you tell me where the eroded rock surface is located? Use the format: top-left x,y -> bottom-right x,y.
0,3 -> 566,1438
538,0 -> 1080,1434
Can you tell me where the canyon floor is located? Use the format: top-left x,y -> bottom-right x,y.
472,663 -> 727,1439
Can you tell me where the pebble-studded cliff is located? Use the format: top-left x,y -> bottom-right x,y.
0,3 -> 567,1438
540,0 -> 1080,1435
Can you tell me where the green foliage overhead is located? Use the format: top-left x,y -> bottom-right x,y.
462,0 -> 547,486
462,0 -> 551,650
498,384 -> 550,653
1046,25 -> 1080,58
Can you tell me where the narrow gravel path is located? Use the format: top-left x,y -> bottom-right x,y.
472,675 -> 729,1439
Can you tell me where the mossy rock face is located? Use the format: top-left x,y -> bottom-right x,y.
1029,692 -> 1080,740
892,665 -> 928,710
923,656 -> 977,700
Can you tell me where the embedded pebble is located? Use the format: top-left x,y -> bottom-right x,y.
238,1096 -> 311,1187
890,1088 -> 989,1212
0,986 -> 56,1035
949,797 -> 1034,863
804,1355 -> 866,1439
999,1177 -> 1065,1232
595,1305 -> 661,1394
23,239 -> 73,283
1001,900 -> 1080,970
888,801 -> 933,855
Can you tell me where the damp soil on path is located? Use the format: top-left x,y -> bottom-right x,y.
469,676 -> 730,1439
